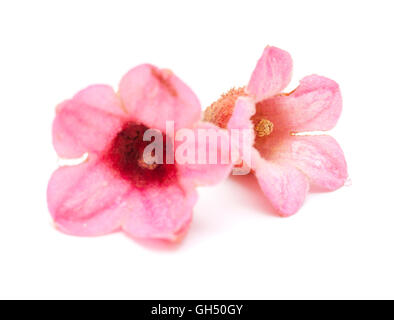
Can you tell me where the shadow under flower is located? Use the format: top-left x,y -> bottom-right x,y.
122,233 -> 186,251
228,173 -> 278,217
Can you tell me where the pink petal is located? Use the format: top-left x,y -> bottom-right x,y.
257,75 -> 342,132
118,64 -> 201,132
47,156 -> 131,236
48,155 -> 197,240
252,149 -> 309,216
227,97 -> 256,169
268,135 -> 348,191
121,182 -> 198,241
247,46 -> 293,102
52,85 -> 126,158
227,97 -> 256,131
176,122 -> 233,186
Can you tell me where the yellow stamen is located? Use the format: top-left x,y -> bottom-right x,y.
138,158 -> 158,170
203,87 -> 246,128
254,119 -> 274,137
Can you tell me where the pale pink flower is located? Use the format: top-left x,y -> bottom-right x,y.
204,46 -> 348,216
48,64 -> 232,240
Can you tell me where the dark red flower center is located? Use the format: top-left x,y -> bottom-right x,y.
104,122 -> 177,188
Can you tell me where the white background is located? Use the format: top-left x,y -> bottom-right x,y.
1,0 -> 393,299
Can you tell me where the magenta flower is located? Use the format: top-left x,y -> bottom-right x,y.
48,64 -> 232,240
205,46 -> 348,216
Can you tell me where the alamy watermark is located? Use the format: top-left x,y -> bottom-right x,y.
141,121 -> 252,175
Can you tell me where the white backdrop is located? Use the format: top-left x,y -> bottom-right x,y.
0,0 -> 393,299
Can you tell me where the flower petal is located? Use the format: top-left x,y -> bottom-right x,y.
52,85 -> 125,158
121,181 -> 198,241
252,149 -> 309,216
247,46 -> 293,102
47,156 -> 131,236
227,97 -> 256,131
257,75 -> 342,132
118,64 -> 201,132
176,122 -> 233,186
227,97 -> 256,171
267,135 -> 348,191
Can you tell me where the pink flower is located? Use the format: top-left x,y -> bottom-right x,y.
204,46 -> 348,216
48,64 -> 232,240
